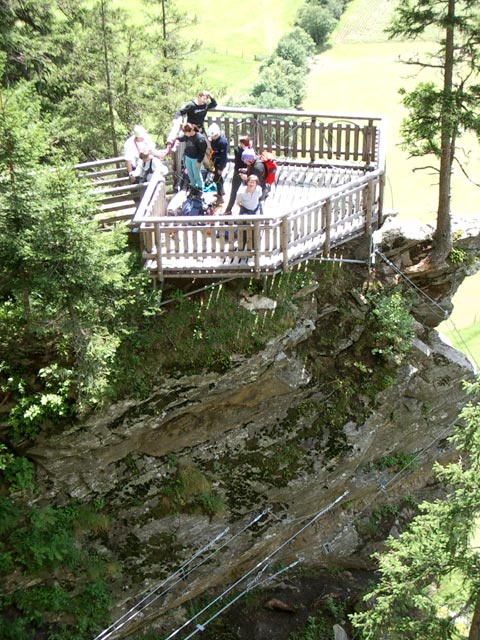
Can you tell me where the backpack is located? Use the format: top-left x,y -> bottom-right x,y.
260,150 -> 278,185
181,195 -> 204,216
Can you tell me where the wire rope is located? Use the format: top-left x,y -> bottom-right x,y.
94,509 -> 269,640
181,558 -> 304,640
161,491 -> 349,640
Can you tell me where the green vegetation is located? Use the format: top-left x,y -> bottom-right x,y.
175,0 -> 305,93
0,0 -> 202,159
146,269 -> 313,375
389,0 -> 480,262
0,445 -> 35,492
289,596 -> 347,640
158,463 -> 226,517
442,321 -> 480,369
0,0 -> 479,638
0,69 -> 176,438
366,287 -> 415,364
0,498 -> 113,640
303,0 -> 480,364
181,272 -> 418,517
362,451 -> 417,473
351,378 -> 480,639
290,615 -> 328,640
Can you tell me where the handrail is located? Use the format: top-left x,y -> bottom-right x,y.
138,169 -> 384,225
73,108 -> 387,278
211,106 -> 385,122
133,168 -> 384,280
168,109 -> 385,182
75,156 -> 126,171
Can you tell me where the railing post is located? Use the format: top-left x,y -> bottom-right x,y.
254,220 -> 261,274
365,179 -> 373,237
310,116 -> 316,163
281,215 -> 289,272
154,222 -> 163,283
377,170 -> 385,228
252,112 -> 260,149
323,199 -> 331,258
143,223 -> 154,254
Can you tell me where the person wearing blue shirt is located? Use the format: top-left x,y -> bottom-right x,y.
207,123 -> 229,205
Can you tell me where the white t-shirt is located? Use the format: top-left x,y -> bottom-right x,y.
236,185 -> 262,211
124,133 -> 156,168
131,157 -> 168,182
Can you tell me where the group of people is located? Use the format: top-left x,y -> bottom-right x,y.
123,90 -> 269,217
123,126 -> 164,183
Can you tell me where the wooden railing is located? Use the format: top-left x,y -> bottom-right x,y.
133,168 -> 384,281
75,157 -> 147,224
170,107 -> 386,179
76,109 -> 386,279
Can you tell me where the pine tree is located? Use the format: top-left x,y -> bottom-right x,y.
351,378 -> 480,639
388,0 -> 480,264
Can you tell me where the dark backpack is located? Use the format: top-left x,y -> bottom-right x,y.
181,196 -> 204,216
260,150 -> 278,185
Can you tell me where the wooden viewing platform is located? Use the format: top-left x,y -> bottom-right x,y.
77,107 -> 387,281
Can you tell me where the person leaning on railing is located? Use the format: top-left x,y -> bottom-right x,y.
236,174 -> 263,215
163,90 -> 217,155
235,174 -> 263,249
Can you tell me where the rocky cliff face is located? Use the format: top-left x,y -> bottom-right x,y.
27,215 -> 480,632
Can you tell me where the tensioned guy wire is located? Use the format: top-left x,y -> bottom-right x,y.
161,491 -> 349,640
94,509 -> 269,640
181,558 -> 304,640
375,248 -> 479,370
93,528 -> 230,640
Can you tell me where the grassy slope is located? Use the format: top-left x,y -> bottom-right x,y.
174,0 -> 304,95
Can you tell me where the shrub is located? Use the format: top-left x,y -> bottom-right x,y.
272,28 -> 316,69
295,5 -> 338,46
252,58 -> 307,108
0,498 -> 112,639
366,288 -> 415,364
0,446 -> 35,491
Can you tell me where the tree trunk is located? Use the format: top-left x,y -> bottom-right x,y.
468,593 -> 480,640
431,0 -> 455,262
100,0 -> 119,158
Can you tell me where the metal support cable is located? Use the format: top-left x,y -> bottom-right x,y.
374,248 -> 448,320
375,248 -> 478,370
163,491 -> 349,640
182,558 -> 304,640
324,395 -> 473,554
441,318 -> 479,371
95,509 -> 269,640
93,528 -> 230,640
158,277 -> 238,308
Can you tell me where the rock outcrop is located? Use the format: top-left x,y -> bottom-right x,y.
26,215 -> 480,631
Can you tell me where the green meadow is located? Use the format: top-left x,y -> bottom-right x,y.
172,0 -> 480,366
167,0 -> 305,93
